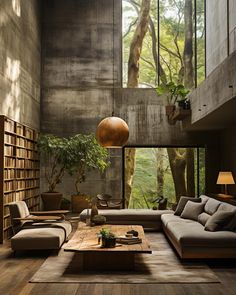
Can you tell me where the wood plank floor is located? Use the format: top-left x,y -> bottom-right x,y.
0,225 -> 236,295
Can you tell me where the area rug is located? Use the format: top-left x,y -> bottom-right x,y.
30,233 -> 220,284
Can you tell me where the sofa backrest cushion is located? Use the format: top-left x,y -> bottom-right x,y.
174,196 -> 201,216
205,210 -> 235,232
200,195 -> 210,204
9,201 -> 30,230
198,212 -> 211,226
180,201 -> 205,221
204,198 -> 221,215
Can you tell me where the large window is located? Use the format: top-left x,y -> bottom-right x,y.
124,147 -> 205,209
122,0 -> 205,88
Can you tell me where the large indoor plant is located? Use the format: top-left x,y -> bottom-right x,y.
66,134 -> 109,213
38,134 -> 68,210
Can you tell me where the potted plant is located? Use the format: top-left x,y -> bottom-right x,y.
99,228 -> 116,248
38,134 -> 68,210
65,134 -> 109,213
156,82 -> 190,115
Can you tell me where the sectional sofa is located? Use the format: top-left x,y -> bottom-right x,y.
80,195 -> 236,259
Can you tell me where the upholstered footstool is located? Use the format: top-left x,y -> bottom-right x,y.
11,221 -> 72,251
80,209 -> 173,231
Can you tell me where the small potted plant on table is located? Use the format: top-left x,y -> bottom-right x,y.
99,228 -> 116,248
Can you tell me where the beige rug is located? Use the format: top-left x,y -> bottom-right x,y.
30,233 -> 220,284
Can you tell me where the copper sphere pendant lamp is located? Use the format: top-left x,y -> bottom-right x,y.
96,0 -> 129,148
96,113 -> 129,148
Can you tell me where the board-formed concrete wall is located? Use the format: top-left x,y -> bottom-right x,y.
206,0 -> 236,76
41,0 -> 220,199
0,0 -> 41,129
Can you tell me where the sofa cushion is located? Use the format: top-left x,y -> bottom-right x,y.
198,212 -> 211,226
180,201 -> 205,221
204,198 -> 221,215
80,209 -> 173,222
161,213 -> 195,227
165,217 -> 236,247
200,195 -> 210,204
205,211 -> 235,232
174,197 -> 201,216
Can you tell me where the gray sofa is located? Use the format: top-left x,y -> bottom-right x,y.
80,195 -> 236,259
162,195 -> 236,258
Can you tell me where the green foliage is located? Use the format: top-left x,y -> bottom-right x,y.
65,134 -> 110,194
61,197 -> 71,205
99,228 -> 115,239
127,147 -> 206,209
156,82 -> 190,105
122,0 -> 205,87
37,134 -> 69,192
38,133 -> 109,194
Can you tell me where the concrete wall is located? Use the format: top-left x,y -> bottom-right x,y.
206,0 -> 228,76
41,0 -> 220,200
229,0 -> 236,54
0,0 -> 41,129
206,0 -> 236,76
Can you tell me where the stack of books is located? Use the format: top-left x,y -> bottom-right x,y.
116,236 -> 142,245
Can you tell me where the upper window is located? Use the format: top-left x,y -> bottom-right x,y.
122,0 -> 205,89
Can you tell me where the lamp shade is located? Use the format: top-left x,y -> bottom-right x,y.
96,116 -> 129,148
216,171 -> 235,184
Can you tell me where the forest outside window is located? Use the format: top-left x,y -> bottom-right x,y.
122,0 -> 205,89
124,147 -> 205,209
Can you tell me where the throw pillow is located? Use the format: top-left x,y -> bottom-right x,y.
204,211 -> 235,232
180,201 -> 205,221
198,212 -> 211,226
174,196 -> 201,216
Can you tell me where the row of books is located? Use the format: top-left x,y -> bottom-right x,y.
4,158 -> 39,168
4,193 -> 40,206
4,179 -> 40,191
4,188 -> 40,204
4,169 -> 40,179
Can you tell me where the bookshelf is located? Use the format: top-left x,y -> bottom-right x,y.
0,115 -> 40,243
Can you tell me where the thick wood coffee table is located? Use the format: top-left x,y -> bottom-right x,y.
63,224 -> 152,271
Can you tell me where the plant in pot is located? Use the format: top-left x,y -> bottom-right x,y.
65,134 -> 109,214
38,134 -> 68,210
99,228 -> 116,248
156,82 -> 190,115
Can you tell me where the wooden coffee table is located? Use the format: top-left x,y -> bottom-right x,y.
63,224 -> 152,271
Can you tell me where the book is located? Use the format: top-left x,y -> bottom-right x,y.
116,236 -> 142,245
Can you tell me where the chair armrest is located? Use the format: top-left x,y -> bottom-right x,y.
30,210 -> 69,215
14,215 -> 62,221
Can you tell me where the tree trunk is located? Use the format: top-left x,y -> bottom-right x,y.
125,148 -> 136,208
148,17 -> 167,85
155,148 -> 165,197
127,0 -> 151,87
186,148 -> 195,196
183,0 -> 194,89
167,148 -> 187,203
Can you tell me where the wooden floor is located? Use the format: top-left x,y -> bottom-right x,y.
1,225 -> 236,295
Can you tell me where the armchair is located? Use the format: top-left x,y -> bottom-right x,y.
9,201 -> 72,251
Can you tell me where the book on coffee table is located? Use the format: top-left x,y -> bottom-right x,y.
116,236 -> 142,245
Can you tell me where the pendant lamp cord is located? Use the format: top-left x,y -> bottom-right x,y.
112,0 -> 115,117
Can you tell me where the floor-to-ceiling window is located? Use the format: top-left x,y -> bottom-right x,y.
122,0 -> 205,88
124,147 -> 205,209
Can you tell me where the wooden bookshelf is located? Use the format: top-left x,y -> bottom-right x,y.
0,115 -> 40,243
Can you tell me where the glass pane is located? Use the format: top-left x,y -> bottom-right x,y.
196,0 -> 205,85
124,147 -> 205,209
159,0 -> 186,84
122,0 -> 158,88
